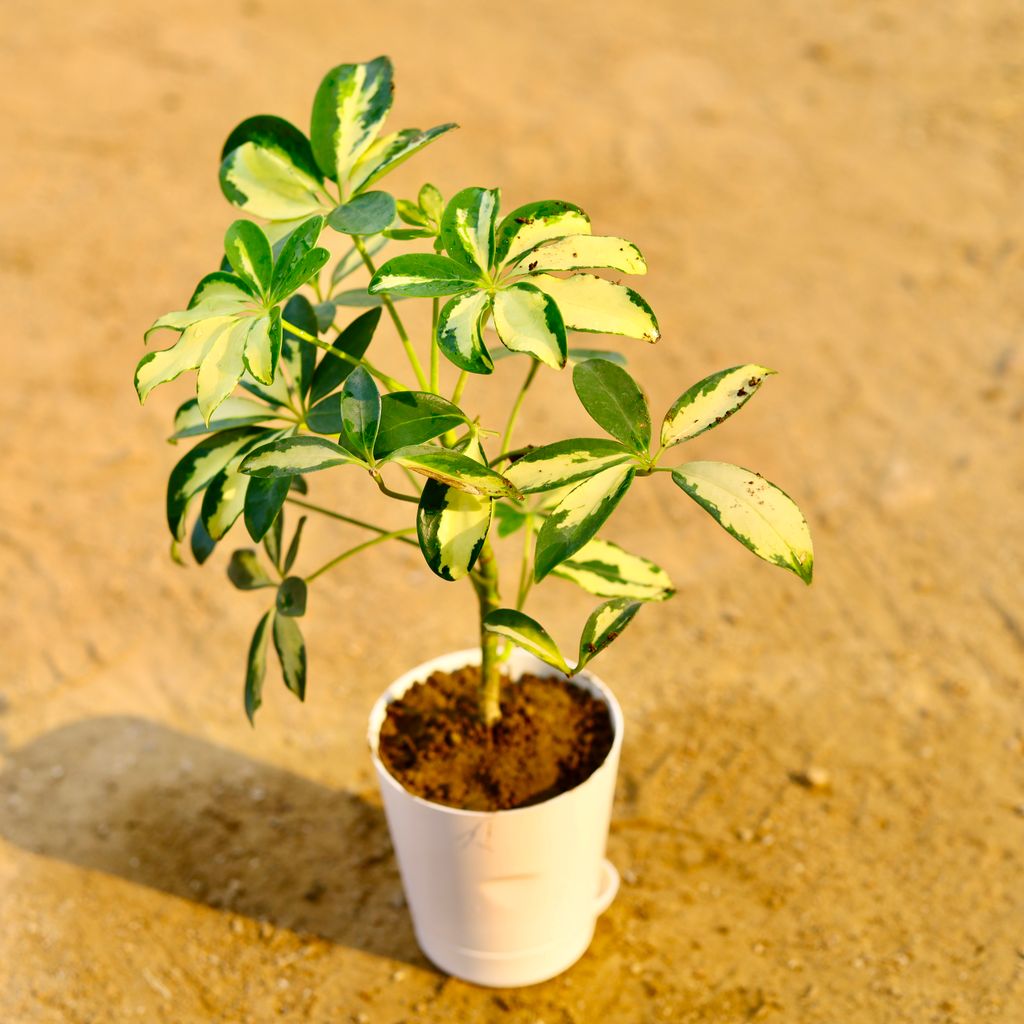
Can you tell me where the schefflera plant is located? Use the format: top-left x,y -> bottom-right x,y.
136,57 -> 813,727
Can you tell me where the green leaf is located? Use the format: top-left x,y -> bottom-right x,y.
328,190 -> 396,235
348,123 -> 458,194
386,444 -> 519,498
531,273 -> 660,343
331,235 -> 387,286
241,436 -> 365,477
568,347 -> 627,367
397,198 -> 430,226
340,366 -> 381,459
264,508 -> 283,569
275,576 -> 307,617
241,308 -> 283,387
492,282 -> 566,369
190,516 -> 217,565
436,290 -> 493,374
416,438 -> 492,581
671,462 -> 814,583
333,288 -> 385,307
171,396 -> 275,441
280,295 -> 319,398
283,516 -> 306,574
551,538 -> 674,601
310,57 -> 394,183
244,475 -> 290,541
534,464 -> 635,580
197,316 -> 254,421
494,501 -> 529,538
374,391 -> 468,455
383,227 -> 434,241
245,611 -> 274,724
224,220 -> 274,297
228,549 -> 275,590
483,609 -> 570,675
510,235 -> 646,276
572,359 -> 651,454
577,598 -> 642,671
419,183 -> 444,223
369,253 -> 480,298
440,187 -> 500,272
220,115 -> 326,221
504,438 -> 635,494
273,613 -> 307,699
661,365 -> 776,448
494,200 -> 591,266
166,427 -> 267,540
309,308 -> 381,403
270,215 -> 327,304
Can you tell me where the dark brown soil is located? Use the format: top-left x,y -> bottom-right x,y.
377,667 -> 615,811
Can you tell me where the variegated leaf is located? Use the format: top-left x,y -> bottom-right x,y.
136,315 -> 236,404
197,317 -> 255,422
224,220 -> 274,297
436,290 -> 493,373
240,436 -> 365,477
417,438 -> 492,581
273,614 -> 307,699
494,200 -> 591,266
229,549 -> 275,590
661,364 -> 775,447
143,272 -> 254,341
552,539 -> 673,601
483,609 -> 570,675
374,391 -> 468,455
310,57 -> 394,184
340,366 -> 380,460
671,461 -> 813,583
190,515 -> 217,565
577,598 -> 643,671
270,215 -> 329,304
531,273 -> 659,343
200,431 -> 286,540
441,187 -> 500,272
242,308 -> 283,386
534,464 -> 636,580
244,610 -> 274,724
386,444 -> 519,498
504,438 -> 635,494
220,116 -> 327,221
171,395 -> 275,441
369,253 -> 480,298
511,235 -> 646,276
492,282 -> 566,368
572,358 -> 651,454
349,123 -> 457,195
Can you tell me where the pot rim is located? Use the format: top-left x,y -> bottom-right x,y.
367,646 -> 624,820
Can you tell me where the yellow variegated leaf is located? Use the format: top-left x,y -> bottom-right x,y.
436,290 -> 493,374
492,282 -> 566,368
504,438 -> 635,494
511,235 -> 647,276
221,141 -> 327,221
671,461 -> 813,583
494,200 -> 592,265
241,310 -> 282,386
196,317 -> 253,423
661,364 -> 776,447
531,273 -> 659,343
240,436 -> 364,477
577,598 -> 642,671
135,316 -> 235,404
441,187 -> 500,272
483,609 -> 570,675
552,538 -> 674,601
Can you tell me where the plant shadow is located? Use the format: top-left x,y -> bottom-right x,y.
0,715 -> 428,968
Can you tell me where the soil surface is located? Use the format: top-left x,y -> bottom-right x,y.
378,668 -> 614,810
3,1 -> 1024,1023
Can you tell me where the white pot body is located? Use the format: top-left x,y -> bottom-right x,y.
367,647 -> 623,987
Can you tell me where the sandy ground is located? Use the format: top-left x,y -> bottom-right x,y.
2,0 -> 1023,1020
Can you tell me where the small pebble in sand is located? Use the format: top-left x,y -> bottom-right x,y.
789,767 -> 830,789
390,969 -> 406,982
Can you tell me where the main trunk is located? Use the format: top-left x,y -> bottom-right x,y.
471,539 -> 502,726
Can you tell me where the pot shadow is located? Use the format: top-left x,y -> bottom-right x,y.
0,715 -> 428,968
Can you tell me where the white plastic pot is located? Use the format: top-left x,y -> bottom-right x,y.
367,647 -> 623,987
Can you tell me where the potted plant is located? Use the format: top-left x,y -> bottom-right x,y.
135,57 -> 813,987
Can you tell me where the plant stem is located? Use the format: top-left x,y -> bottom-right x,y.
470,538 -> 503,726
353,237 -> 429,390
281,318 -> 407,393
372,473 -> 422,504
430,298 -> 440,394
285,497 -> 418,546
500,360 -> 539,456
451,370 -> 469,405
305,528 -> 417,583
515,514 -> 534,610
489,445 -> 531,467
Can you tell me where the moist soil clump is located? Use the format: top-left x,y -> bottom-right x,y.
377,666 -> 614,811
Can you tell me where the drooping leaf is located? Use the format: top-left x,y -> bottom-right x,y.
273,613 -> 307,699
328,190 -> 396,235
240,436 -> 365,477
534,464 -> 636,580
386,444 -> 519,498
228,549 -> 275,590
340,366 -> 381,460
671,462 -> 813,583
373,391 -> 468,455
170,396 -> 276,441
244,610 -> 274,725
269,215 -> 328,304
224,220 -> 274,297
310,57 -> 394,183
662,365 -> 776,448
282,516 -> 306,574
551,539 -> 674,601
512,235 -> 647,276
483,609 -> 570,675
368,253 -> 480,298
275,576 -> 307,617
440,187 -> 500,273
436,290 -> 493,374
309,308 -> 381,403
201,460 -> 251,540
348,124 -> 458,194
504,438 -> 635,494
190,515 -> 217,565
531,273 -> 660,343
220,115 -> 326,221
241,308 -> 283,387
572,359 -> 651,454
494,200 -> 591,266
491,282 -> 566,368
244,475 -> 290,541
577,598 -> 643,671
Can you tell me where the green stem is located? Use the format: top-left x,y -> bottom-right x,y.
305,528 -> 417,583
469,538 -> 503,726
500,360 -> 540,456
515,514 -> 535,610
285,497 -> 418,546
430,297 -> 440,395
353,237 -> 429,390
281,318 -> 407,393
372,473 -> 422,504
451,370 -> 469,405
